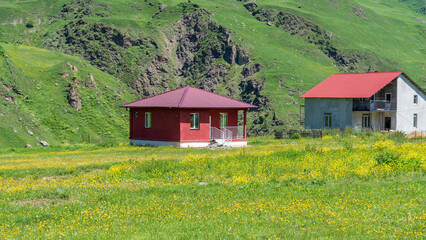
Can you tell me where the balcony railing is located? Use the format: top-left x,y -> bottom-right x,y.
353,100 -> 396,111
210,126 -> 244,141
353,101 -> 370,111
370,100 -> 396,111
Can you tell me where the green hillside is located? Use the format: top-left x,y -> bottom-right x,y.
0,0 -> 424,147
0,43 -> 134,148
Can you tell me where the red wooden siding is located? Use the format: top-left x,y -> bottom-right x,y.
209,109 -> 238,129
179,109 -> 210,142
130,108 -> 180,141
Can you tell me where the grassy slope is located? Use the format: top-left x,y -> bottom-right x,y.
0,0 -> 424,145
0,43 -> 135,148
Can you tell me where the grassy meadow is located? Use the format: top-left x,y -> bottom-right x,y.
0,133 -> 424,239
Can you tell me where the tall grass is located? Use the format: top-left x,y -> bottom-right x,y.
0,136 -> 424,239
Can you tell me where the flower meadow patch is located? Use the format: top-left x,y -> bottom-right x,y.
0,137 -> 424,239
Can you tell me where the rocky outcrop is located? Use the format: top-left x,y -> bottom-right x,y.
241,63 -> 262,78
67,83 -> 82,110
40,140 -> 49,147
45,3 -> 256,97
59,0 -> 110,19
239,78 -> 269,107
44,19 -> 158,95
132,55 -> 170,96
131,5 -> 254,95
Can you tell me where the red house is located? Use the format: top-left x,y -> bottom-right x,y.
121,86 -> 257,147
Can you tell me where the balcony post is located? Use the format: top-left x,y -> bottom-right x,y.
244,109 -> 247,139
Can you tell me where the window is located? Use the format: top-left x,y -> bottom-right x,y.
219,113 -> 228,128
414,95 -> 418,104
134,112 -> 138,118
324,113 -> 332,128
145,112 -> 151,128
385,93 -> 392,102
190,113 -> 199,129
362,114 -> 370,128
413,114 -> 417,128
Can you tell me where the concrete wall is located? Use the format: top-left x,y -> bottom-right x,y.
371,111 -> 396,131
396,75 -> 426,133
352,111 -> 397,131
374,79 -> 397,101
304,98 -> 353,129
352,111 -> 368,128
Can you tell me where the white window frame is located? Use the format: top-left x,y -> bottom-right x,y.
145,112 -> 151,128
134,112 -> 138,118
413,114 -> 417,128
190,113 -> 200,129
219,113 -> 228,128
324,113 -> 332,128
362,114 -> 370,128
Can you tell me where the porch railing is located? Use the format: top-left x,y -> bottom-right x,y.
370,100 -> 396,111
210,126 -> 244,141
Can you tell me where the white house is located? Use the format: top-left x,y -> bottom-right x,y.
301,72 -> 426,134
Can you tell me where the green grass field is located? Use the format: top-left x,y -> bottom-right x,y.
0,134 -> 424,239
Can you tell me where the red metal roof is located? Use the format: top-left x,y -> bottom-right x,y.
121,86 -> 258,109
300,72 -> 403,98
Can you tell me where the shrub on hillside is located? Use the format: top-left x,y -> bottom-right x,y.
291,132 -> 301,139
26,20 -> 35,28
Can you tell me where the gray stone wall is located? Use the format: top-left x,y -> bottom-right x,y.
304,98 -> 353,129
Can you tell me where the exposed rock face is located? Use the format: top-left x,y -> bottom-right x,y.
239,78 -> 269,107
59,0 -> 110,19
66,62 -> 78,72
45,19 -> 157,76
132,55 -> 170,96
44,18 -> 158,96
170,9 -> 250,90
45,3 -> 255,97
242,63 -> 263,78
67,83 -> 82,110
131,6 -> 254,95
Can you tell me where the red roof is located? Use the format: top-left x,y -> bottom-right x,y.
121,86 -> 258,109
301,72 -> 403,98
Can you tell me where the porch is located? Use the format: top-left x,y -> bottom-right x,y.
210,126 -> 245,141
352,111 -> 396,131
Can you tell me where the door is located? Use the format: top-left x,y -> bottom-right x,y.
209,115 -> 211,139
219,113 -> 228,128
385,117 -> 391,130
219,113 -> 228,139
